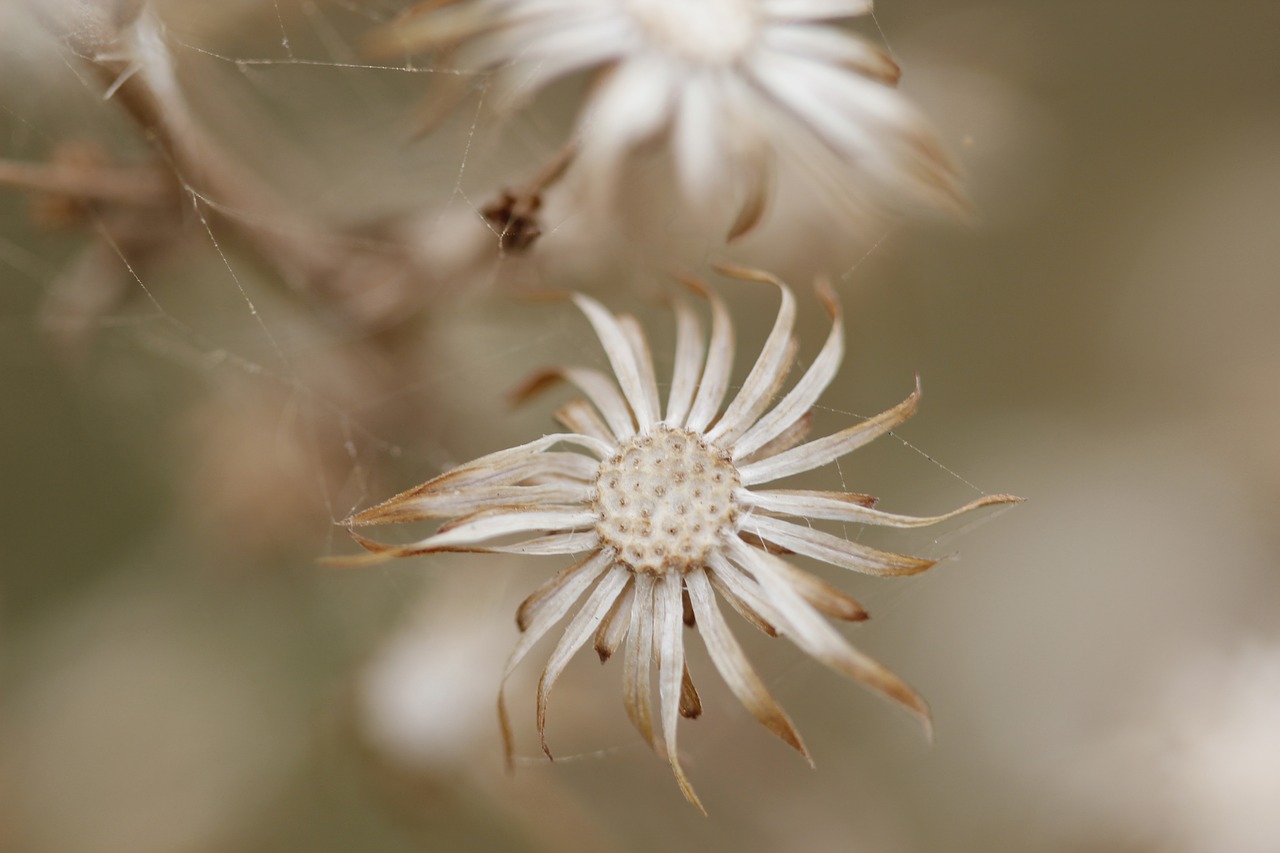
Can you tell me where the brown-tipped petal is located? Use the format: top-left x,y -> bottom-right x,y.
745,491 -> 1024,528
739,377 -> 921,485
733,279 -> 844,459
318,544 -> 400,570
729,539 -> 932,738
764,0 -> 875,21
680,663 -> 703,719
363,2 -> 492,59
617,314 -> 663,428
687,567 -> 811,761
483,530 -> 601,556
497,549 -> 614,768
707,559 -> 780,637
349,435 -> 599,526
361,482 -> 593,526
426,507 -> 597,550
553,398 -> 615,445
623,573 -> 660,751
573,294 -> 658,430
657,574 -> 704,812
518,552 -> 612,632
762,24 -> 899,85
743,487 -> 877,510
736,410 -> 815,466
510,368 -> 636,441
664,296 -> 705,427
768,558 -> 868,622
594,577 -> 634,662
726,144 -> 773,242
680,276 -> 735,433
707,267 -> 797,446
537,565 -> 631,758
350,529 -> 600,562
747,514 -> 937,577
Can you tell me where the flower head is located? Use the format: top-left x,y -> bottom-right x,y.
337,264 -> 1016,811
373,0 -> 965,239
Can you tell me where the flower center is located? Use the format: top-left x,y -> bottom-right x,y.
624,0 -> 760,65
593,425 -> 741,574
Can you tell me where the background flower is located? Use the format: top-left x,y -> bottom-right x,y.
373,0 -> 965,243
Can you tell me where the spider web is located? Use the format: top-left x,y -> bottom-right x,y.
0,0 -> 1006,775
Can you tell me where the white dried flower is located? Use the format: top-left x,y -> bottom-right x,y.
336,264 -> 1016,811
374,0 -> 965,239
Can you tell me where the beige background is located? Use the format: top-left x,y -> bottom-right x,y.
2,1 -> 1279,851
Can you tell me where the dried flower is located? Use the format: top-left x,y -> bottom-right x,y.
372,0 -> 966,240
336,264 -> 1016,811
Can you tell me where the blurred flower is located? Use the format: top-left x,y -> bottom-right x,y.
372,0 -> 965,241
335,264 -> 1016,811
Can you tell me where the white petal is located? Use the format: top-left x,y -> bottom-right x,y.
671,71 -> 729,206
623,572 -> 659,750
425,507 -> 598,550
738,378 -> 920,485
577,56 -> 675,195
663,297 -> 705,427
743,513 -> 936,576
657,574 -> 703,812
617,314 -> 663,431
743,490 -> 1023,528
683,277 -> 735,432
573,294 -> 659,429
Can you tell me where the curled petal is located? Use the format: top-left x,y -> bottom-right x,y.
538,565 -> 631,758
707,264 -> 797,446
733,278 -> 843,459
497,549 -> 614,768
745,490 -> 1024,528
350,433 -> 602,526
